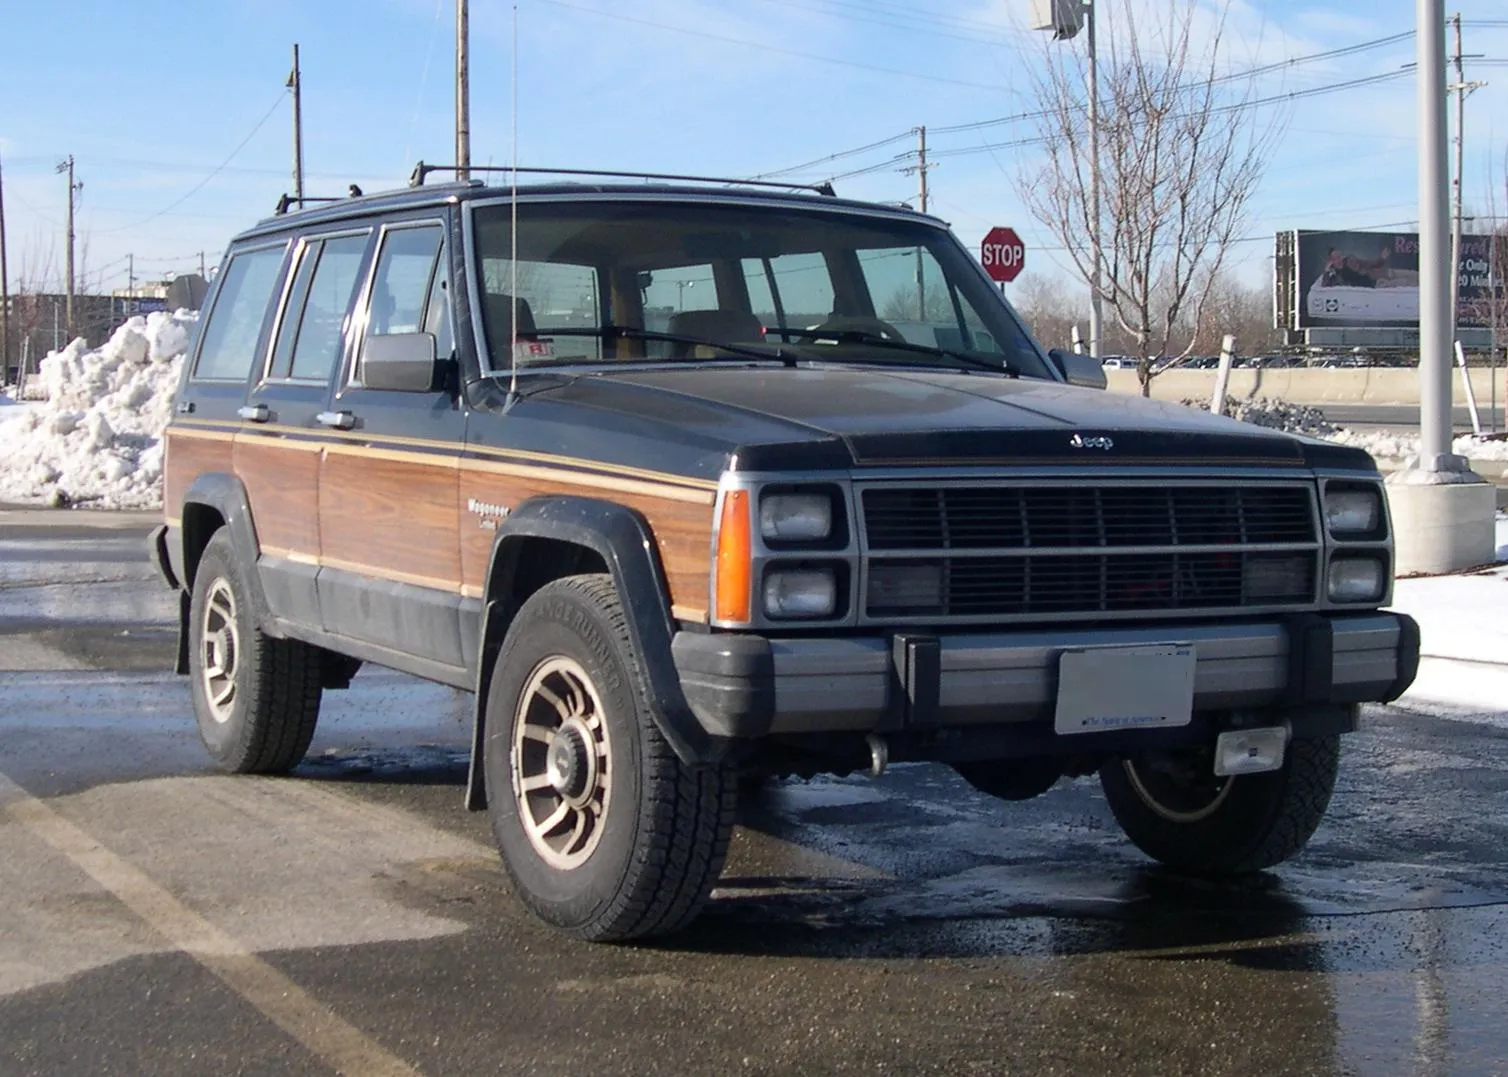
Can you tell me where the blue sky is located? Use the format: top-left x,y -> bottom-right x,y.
2,0 -> 1506,297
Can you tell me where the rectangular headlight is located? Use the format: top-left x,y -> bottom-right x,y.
1325,487 -> 1382,537
763,567 -> 837,619
760,492 -> 833,543
1328,556 -> 1385,603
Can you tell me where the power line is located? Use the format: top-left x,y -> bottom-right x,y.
931,29 -> 1419,137
750,131 -> 915,180
92,91 -> 288,236
531,0 -> 1015,91
747,0 -> 1027,48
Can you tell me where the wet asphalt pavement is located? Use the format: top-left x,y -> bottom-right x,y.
2,513 -> 1507,1076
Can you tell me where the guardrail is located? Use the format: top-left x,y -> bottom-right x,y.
1104,367 -> 1508,408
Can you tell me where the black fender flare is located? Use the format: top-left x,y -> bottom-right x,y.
176,473 -> 278,643
465,495 -> 728,810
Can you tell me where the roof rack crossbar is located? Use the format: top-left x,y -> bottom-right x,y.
407,161 -> 835,197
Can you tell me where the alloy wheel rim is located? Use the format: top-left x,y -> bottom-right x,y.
511,656 -> 611,870
200,578 -> 240,725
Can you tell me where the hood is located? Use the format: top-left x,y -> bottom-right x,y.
478,364 -> 1373,474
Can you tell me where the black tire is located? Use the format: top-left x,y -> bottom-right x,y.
187,530 -> 322,774
483,574 -> 736,942
1098,735 -> 1341,874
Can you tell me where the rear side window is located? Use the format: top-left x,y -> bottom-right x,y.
285,233 -> 370,382
193,245 -> 286,381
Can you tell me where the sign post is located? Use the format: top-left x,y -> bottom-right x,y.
981,227 -> 1026,285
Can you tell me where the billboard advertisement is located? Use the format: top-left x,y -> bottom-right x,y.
1290,229 -> 1501,330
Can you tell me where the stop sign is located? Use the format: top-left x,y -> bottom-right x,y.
980,227 -> 1026,283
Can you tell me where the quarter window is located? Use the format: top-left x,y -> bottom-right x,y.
193,246 -> 286,381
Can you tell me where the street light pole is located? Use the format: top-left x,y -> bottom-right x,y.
1418,0 -> 1452,470
1085,0 -> 1102,360
1386,0 -> 1495,576
1030,0 -> 1103,358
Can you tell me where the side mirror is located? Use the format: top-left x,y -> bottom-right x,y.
361,332 -> 443,392
1048,348 -> 1108,390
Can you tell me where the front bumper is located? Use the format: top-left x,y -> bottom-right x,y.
672,612 -> 1420,739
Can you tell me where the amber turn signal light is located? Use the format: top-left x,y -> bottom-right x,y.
714,490 -> 752,623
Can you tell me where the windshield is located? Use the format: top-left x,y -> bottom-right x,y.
470,199 -> 1053,379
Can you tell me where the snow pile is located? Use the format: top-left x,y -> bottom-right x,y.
1324,429 -> 1508,463
1181,396 -> 1338,435
0,311 -> 195,509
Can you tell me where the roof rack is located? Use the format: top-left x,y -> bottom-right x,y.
406,161 -> 836,197
273,185 -> 368,215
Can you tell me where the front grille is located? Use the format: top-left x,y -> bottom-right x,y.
861,483 -> 1319,620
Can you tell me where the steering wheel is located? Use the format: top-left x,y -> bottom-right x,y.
811,315 -> 906,342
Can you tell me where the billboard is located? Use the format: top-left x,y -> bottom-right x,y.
1286,229 -> 1501,330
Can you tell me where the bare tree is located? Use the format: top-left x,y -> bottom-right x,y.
1009,272 -> 1087,352
1021,0 -> 1283,394
11,235 -> 58,388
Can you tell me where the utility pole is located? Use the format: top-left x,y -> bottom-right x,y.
1447,12 -> 1484,344
456,0 -> 471,181
55,155 -> 79,342
199,251 -> 206,279
289,44 -> 305,203
0,147 -> 10,383
128,254 -> 135,297
901,125 -> 935,320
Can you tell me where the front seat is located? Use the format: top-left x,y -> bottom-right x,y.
483,293 -> 537,360
665,309 -> 763,357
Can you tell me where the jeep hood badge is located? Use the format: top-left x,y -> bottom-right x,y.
1070,434 -> 1114,450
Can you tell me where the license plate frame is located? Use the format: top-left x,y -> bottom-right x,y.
1054,644 -> 1197,736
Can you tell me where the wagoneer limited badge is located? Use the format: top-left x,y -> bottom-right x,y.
1070,434 -> 1114,450
467,497 -> 510,531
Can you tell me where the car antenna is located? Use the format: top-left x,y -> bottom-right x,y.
507,2 -> 521,408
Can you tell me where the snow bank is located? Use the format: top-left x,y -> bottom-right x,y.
1325,428 -> 1508,463
0,312 -> 195,509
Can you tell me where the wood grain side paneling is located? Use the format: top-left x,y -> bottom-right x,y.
233,433 -> 323,555
458,465 -> 715,620
319,446 -> 462,588
162,429 -> 236,518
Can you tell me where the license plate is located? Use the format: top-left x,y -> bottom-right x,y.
1054,645 -> 1196,735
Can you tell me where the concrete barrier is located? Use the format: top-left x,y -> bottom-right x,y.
1104,367 -> 1508,408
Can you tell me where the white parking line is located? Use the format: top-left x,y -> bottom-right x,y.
0,771 -> 422,1077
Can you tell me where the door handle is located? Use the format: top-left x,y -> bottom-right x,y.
175,400 -> 196,415
237,404 -> 272,423
316,410 -> 356,430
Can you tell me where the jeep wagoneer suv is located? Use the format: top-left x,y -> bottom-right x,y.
152,169 -> 1418,940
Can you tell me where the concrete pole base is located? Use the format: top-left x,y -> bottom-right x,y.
1384,473 -> 1498,575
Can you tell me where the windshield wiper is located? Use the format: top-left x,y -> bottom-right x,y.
521,326 -> 798,367
765,326 -> 1018,377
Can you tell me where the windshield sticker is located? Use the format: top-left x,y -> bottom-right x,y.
514,340 -> 554,361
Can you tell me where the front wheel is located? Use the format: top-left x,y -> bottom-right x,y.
484,575 -> 736,941
1098,735 -> 1340,873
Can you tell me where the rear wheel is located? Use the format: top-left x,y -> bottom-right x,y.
187,531 -> 322,774
484,574 -> 736,941
1098,735 -> 1340,873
